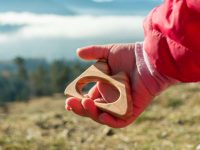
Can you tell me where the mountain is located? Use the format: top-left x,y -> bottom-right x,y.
0,58 -> 49,72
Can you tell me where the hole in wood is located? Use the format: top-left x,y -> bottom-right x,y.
82,82 -> 96,94
80,81 -> 120,103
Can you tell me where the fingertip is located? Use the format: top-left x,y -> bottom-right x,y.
76,45 -> 110,60
65,97 -> 86,116
76,48 -> 82,58
65,98 -> 78,111
76,46 -> 90,60
65,97 -> 79,106
65,104 -> 72,111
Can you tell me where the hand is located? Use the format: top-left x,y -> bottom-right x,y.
65,43 -> 176,128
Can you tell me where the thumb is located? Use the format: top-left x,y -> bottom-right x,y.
77,45 -> 112,60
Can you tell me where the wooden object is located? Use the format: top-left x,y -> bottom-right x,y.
64,60 -> 133,118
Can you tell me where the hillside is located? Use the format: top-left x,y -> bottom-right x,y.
0,83 -> 200,150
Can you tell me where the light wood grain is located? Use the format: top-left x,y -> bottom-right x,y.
64,60 -> 133,118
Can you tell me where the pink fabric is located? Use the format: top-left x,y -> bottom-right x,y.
143,0 -> 200,82
135,43 -> 178,96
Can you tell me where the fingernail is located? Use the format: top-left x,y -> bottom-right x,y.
66,106 -> 72,111
94,98 -> 106,103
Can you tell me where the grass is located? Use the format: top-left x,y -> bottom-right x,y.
0,83 -> 200,150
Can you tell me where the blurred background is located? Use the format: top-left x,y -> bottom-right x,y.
0,0 -> 161,102
0,0 -> 200,150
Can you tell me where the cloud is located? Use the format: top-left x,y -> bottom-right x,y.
0,12 -> 145,60
0,12 -> 144,43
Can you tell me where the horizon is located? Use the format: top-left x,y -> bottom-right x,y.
0,0 -> 162,61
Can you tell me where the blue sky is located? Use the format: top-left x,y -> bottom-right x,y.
0,0 -> 162,61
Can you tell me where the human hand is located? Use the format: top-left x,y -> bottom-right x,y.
65,43 -> 177,128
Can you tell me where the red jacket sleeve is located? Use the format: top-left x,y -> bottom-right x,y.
143,0 -> 200,82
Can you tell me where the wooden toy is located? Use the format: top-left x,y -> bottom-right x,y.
64,60 -> 133,118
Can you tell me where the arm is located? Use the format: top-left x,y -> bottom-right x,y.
143,0 -> 200,82
65,0 -> 199,128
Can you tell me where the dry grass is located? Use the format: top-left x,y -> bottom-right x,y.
0,83 -> 200,150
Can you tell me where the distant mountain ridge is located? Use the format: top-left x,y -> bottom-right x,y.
0,58 -> 49,73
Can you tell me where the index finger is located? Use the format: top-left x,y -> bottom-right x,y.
77,45 -> 112,60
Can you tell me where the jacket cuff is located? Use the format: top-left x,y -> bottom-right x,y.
134,42 -> 179,96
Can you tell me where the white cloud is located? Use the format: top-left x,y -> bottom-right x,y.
0,12 -> 144,43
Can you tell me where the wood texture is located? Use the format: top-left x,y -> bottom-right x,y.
64,60 -> 133,118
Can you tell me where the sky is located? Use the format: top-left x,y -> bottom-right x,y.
0,0 -> 162,61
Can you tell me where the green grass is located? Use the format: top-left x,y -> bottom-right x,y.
0,83 -> 200,150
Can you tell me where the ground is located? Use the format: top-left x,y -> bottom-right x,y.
0,83 -> 200,150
